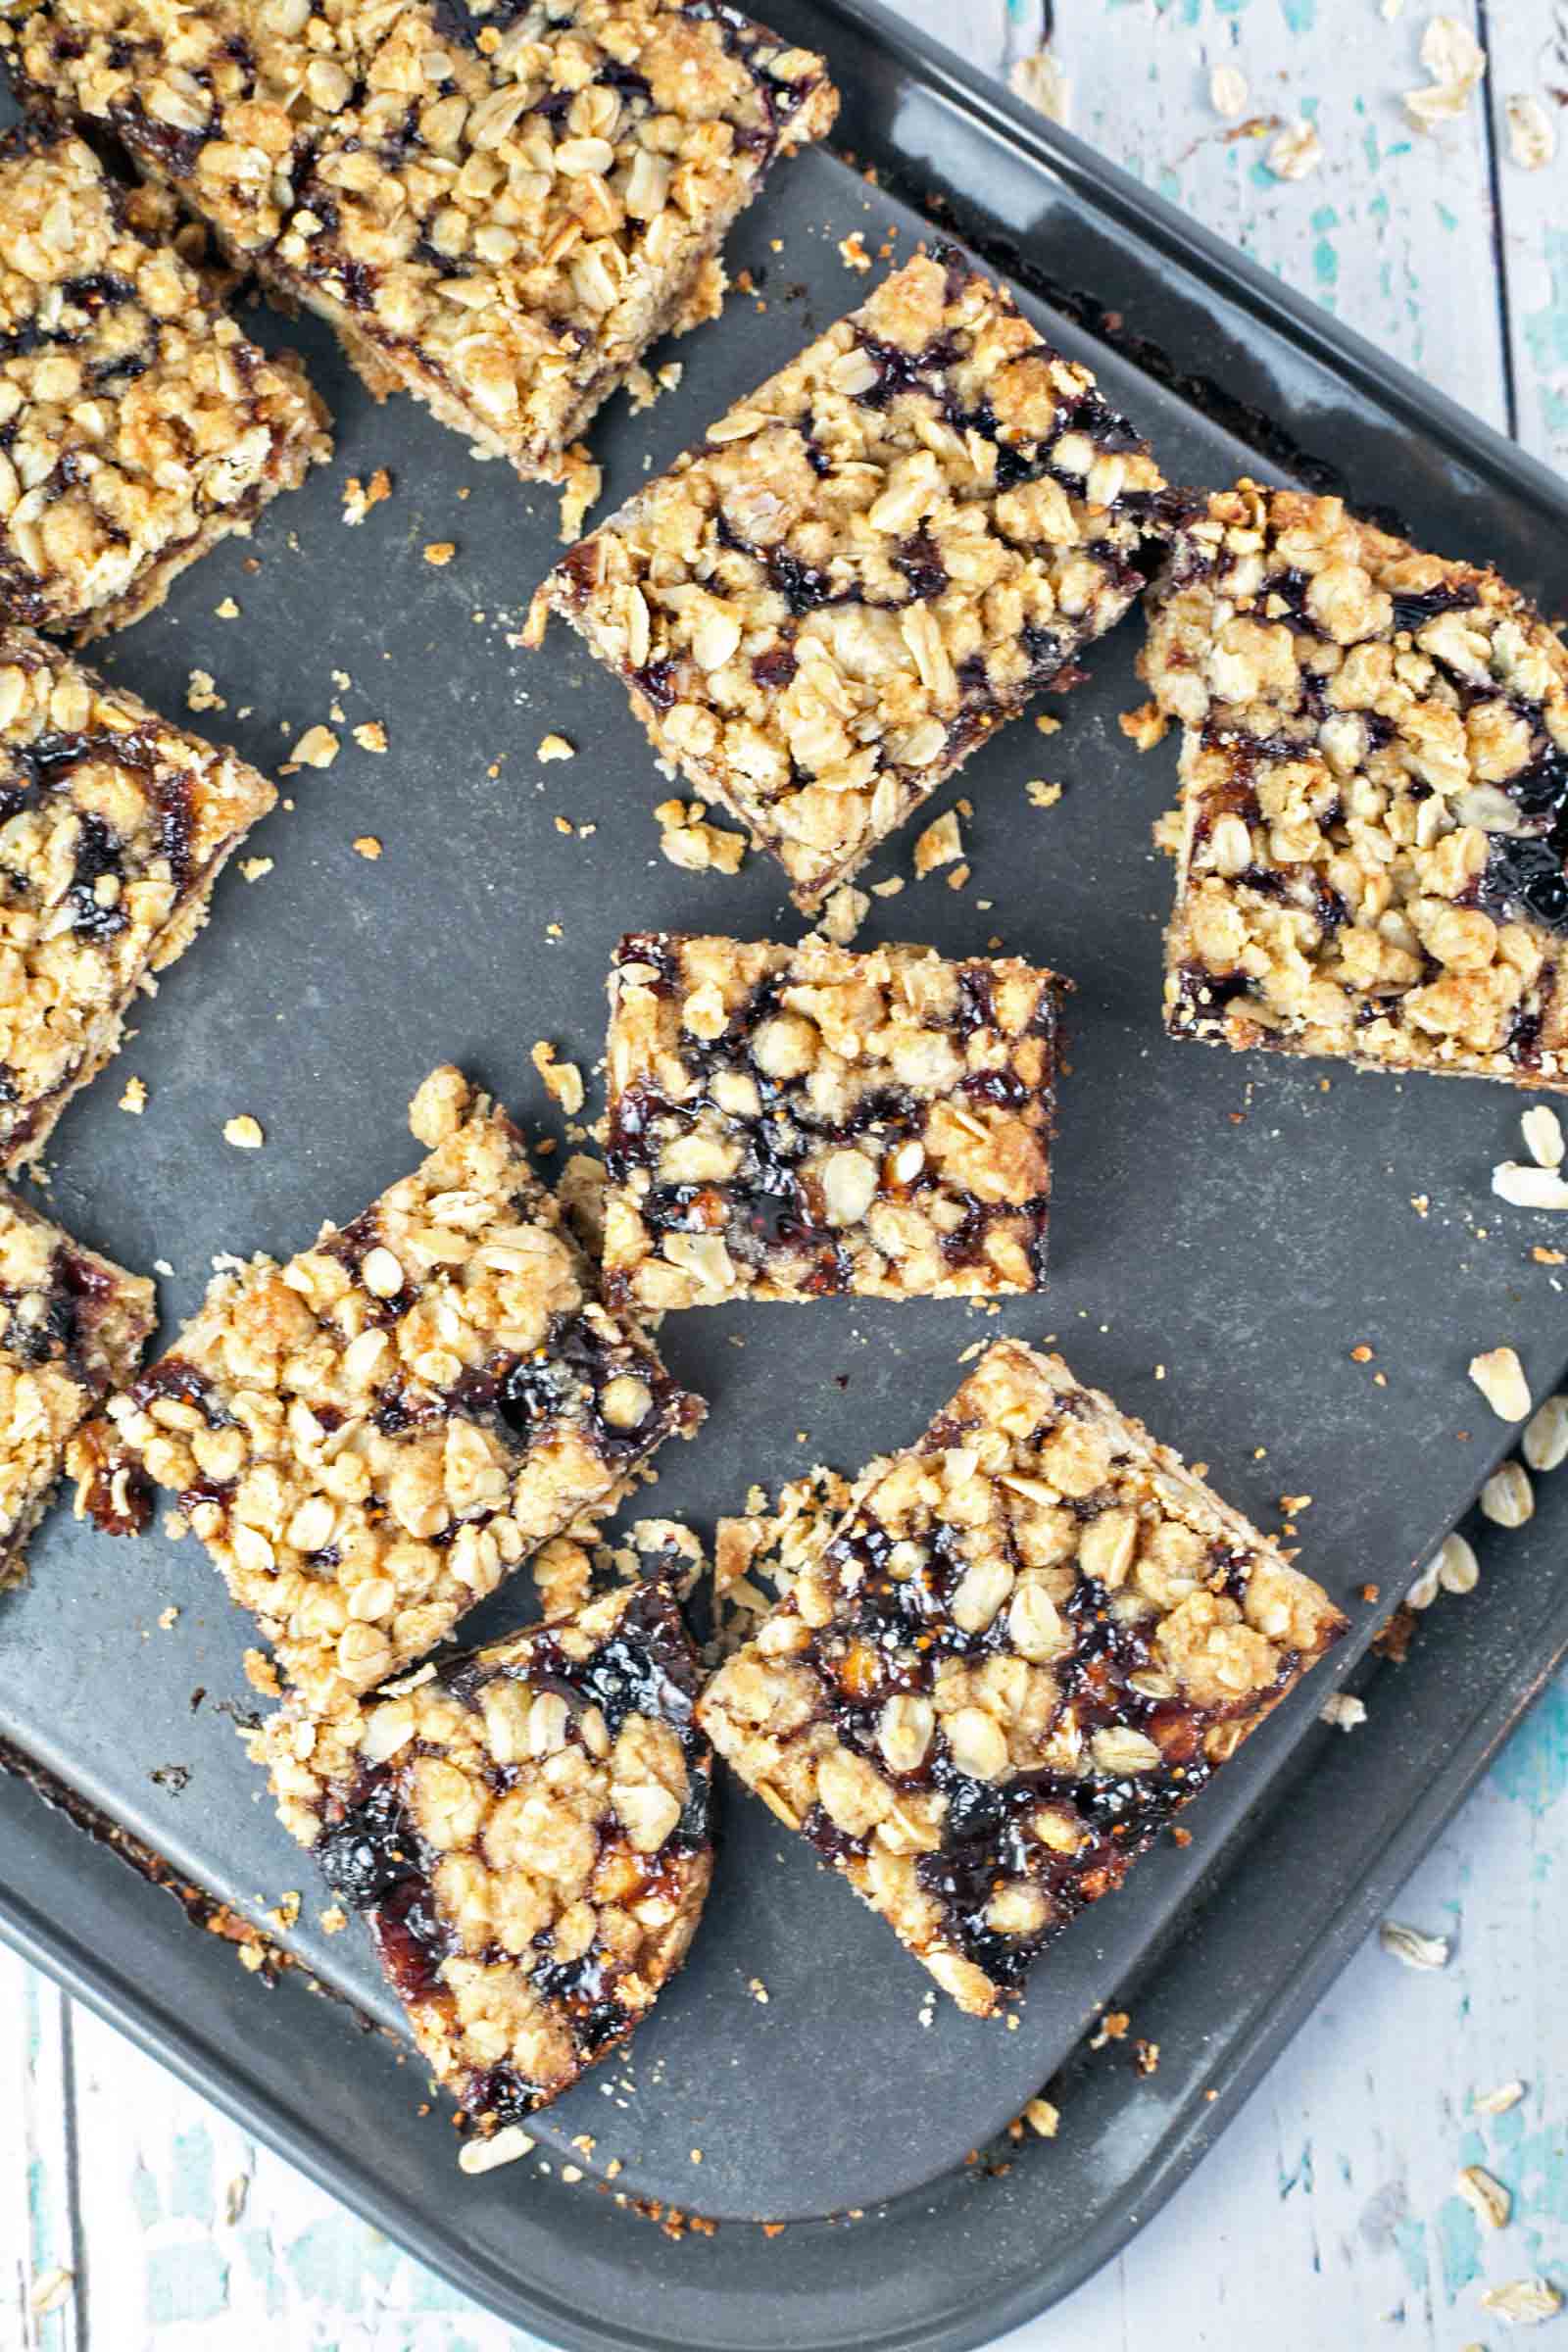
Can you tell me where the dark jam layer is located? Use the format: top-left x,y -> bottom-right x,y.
796,1434 -> 1289,1995
314,1584 -> 710,2112
0,1240 -> 118,1385
607,937 -> 1056,1295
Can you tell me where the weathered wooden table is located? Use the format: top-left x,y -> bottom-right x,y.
5,7 -> 1565,2347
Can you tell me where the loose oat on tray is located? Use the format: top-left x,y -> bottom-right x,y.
258,1578 -> 712,2129
699,1340 -> 1346,2015
0,1188 -> 154,1587
0,123 -> 329,640
71,1066 -> 704,1715
537,247 -> 1169,906
603,931 -> 1065,1306
1146,481 -> 1568,1089
0,0 -> 837,487
0,625 -> 276,1169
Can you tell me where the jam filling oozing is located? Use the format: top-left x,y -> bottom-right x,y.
128,1354 -> 232,1427
0,1241 -> 116,1384
0,723 -> 198,905
440,1582 -> 705,1770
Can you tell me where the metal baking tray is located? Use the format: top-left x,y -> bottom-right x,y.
2,0 -> 1566,2341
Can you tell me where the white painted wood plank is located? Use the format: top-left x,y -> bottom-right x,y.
65,1996 -> 528,2351
1,1944 -> 82,2352
1482,2 -> 1568,470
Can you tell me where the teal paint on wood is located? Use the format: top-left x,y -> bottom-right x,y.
146,2242 -> 230,2328
1489,1680 -> 1568,1810
1434,2192 -> 1483,2300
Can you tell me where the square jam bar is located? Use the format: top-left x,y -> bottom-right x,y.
74,1066 -> 703,1714
0,125 -> 329,640
0,1188 -> 153,1584
1147,481 -> 1568,1089
0,625 -> 276,1168
541,249 -> 1168,906
603,932 -> 1064,1307
0,0 -> 837,484
699,1341 -> 1346,2016
258,1580 -> 712,2128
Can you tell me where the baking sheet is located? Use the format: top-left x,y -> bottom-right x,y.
0,0 -> 1565,2335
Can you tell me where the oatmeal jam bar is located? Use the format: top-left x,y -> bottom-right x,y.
539,249 -> 1168,906
0,1188 -> 153,1585
699,1341 -> 1346,2016
0,125 -> 329,641
261,1580 -> 712,2126
603,931 -> 1064,1306
0,625 -> 275,1169
0,0 -> 837,486
73,1066 -> 703,1714
1147,481 -> 1568,1088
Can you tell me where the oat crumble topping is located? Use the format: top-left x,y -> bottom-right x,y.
1146,482 -> 1568,1090
1,0 -> 837,481
72,1065 -> 703,1713
256,1578 -> 712,2127
541,248 -> 1168,907
0,1186 -> 153,1583
0,625 -> 276,1168
603,932 -> 1065,1307
699,1341 -> 1345,2014
0,123 -> 328,639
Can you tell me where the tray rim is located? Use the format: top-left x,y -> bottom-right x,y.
2,3 -> 1567,2343
3,1556 -> 1565,2352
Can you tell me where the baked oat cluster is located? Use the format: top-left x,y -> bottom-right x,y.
603,930 -> 1064,1306
528,1509 -> 706,1622
0,124 -> 329,640
540,248 -> 1168,906
0,624 -> 276,1169
72,1066 -> 703,1714
712,1458 -> 871,1661
0,0 -> 837,483
699,1340 -> 1345,2016
258,1580 -> 712,2127
0,1186 -> 154,1585
1147,481 -> 1568,1089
